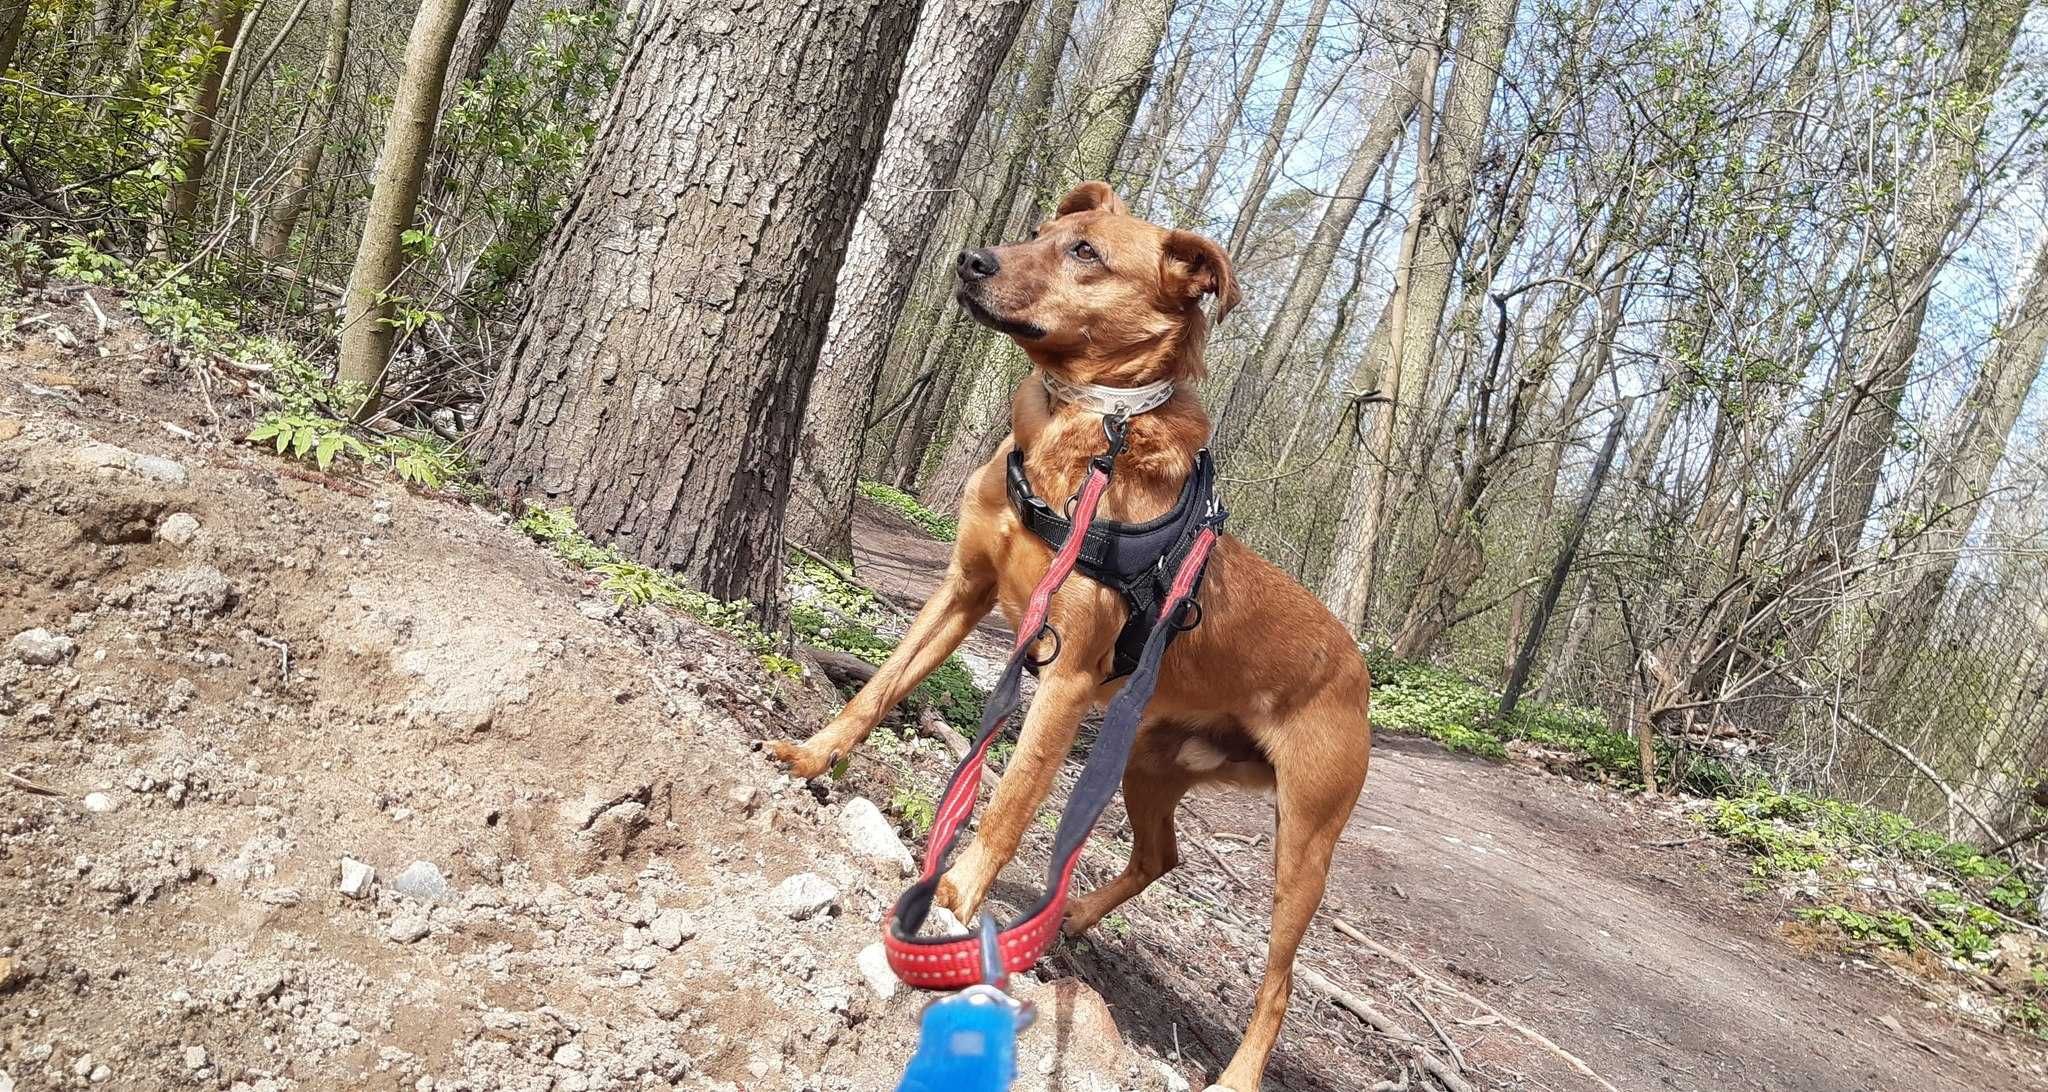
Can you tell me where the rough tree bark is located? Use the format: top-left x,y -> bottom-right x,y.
1812,0 -> 2028,561
1221,0 -> 1334,261
256,0 -> 351,261
475,0 -> 923,614
1324,0 -> 1513,634
334,0 -> 473,404
165,0 -> 252,224
1210,38 -> 1432,462
783,0 -> 1031,562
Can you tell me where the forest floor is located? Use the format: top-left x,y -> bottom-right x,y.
1,281 -> 2044,1092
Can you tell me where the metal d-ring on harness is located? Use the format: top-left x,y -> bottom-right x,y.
884,411 -> 1228,1025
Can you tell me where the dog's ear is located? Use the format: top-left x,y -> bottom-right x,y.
1055,181 -> 1127,218
1160,230 -> 1240,322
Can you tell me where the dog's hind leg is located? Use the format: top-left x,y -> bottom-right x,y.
1209,714 -> 1367,1092
764,553 -> 995,779
1062,737 -> 1192,936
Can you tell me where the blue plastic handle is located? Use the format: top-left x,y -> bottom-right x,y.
894,991 -> 1022,1092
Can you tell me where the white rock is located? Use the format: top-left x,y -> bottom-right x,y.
1154,1062 -> 1190,1091
771,872 -> 839,920
7,628 -> 75,666
553,1043 -> 584,1070
89,1065 -> 111,1083
183,1046 -> 208,1071
839,798 -> 915,876
338,857 -> 375,899
82,792 -> 117,814
856,942 -> 899,1000
387,915 -> 430,943
72,1055 -> 94,1078
392,860 -> 452,903
158,512 -> 201,546
649,908 -> 697,950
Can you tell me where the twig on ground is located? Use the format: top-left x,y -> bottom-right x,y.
1213,831 -> 1266,847
82,291 -> 111,336
1300,968 -> 1471,1092
1644,836 -> 1705,848
1333,919 -> 1623,1092
6,768 -> 63,796
1188,821 -> 1254,891
254,635 -> 290,681
917,705 -> 971,761
1410,994 -> 1467,1074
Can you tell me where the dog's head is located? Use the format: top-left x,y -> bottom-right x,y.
954,181 -> 1240,382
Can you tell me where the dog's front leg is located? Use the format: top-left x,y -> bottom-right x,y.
934,664 -> 1105,919
765,556 -> 995,779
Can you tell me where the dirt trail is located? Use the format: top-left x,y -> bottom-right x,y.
852,505 -> 2048,1092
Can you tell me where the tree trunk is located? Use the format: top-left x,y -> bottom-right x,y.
1811,0 -> 2027,561
438,0 -> 517,123
891,313 -> 974,488
256,0 -> 351,261
1051,0 -> 1170,196
1324,0 -> 1514,634
1122,0 -> 1213,210
165,0 -> 252,225
1210,38 -> 1431,463
0,1 -> 30,76
475,0 -> 923,615
1220,0 -> 1333,261
1177,0 -> 1286,226
783,0 -> 1031,562
1873,237 -> 2048,661
334,0 -> 473,405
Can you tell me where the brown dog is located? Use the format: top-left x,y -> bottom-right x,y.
767,181 -> 1372,1091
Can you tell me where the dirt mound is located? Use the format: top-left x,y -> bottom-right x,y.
0,288 -> 1166,1091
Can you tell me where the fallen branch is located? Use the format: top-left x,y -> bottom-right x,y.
917,705 -> 971,761
1333,919 -> 1622,1092
788,541 -> 910,617
798,644 -> 880,690
6,768 -> 63,796
1299,967 -> 1471,1092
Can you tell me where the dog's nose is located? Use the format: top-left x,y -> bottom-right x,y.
957,248 -> 1001,282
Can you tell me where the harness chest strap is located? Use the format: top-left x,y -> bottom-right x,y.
882,420 -> 1227,990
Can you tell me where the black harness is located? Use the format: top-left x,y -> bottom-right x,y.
1005,430 -> 1222,679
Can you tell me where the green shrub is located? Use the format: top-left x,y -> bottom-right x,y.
858,481 -> 957,540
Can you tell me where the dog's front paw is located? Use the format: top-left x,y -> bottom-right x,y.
760,739 -> 837,780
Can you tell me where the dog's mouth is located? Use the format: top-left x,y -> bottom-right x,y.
955,288 -> 1046,341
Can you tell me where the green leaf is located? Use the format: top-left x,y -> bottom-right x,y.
314,433 -> 343,471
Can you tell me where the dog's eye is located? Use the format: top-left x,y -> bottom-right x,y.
1070,241 -> 1098,262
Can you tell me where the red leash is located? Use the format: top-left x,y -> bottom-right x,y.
883,420 -> 1226,989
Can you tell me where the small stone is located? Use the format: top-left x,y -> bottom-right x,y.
370,512 -> 392,527
73,1054 -> 94,1078
8,628 -> 76,666
771,872 -> 839,920
183,1046 -> 208,1071
553,1043 -> 584,1070
387,915 -> 430,943
649,908 -> 697,950
338,857 -> 375,899
856,942 -> 899,1000
620,947 -> 659,972
392,860 -> 452,904
1156,1061 -> 1191,1092
83,792 -> 117,814
0,419 -> 21,442
747,1059 -> 771,1080
727,784 -> 761,815
89,1064 -> 111,1083
839,798 -> 915,876
131,454 -> 189,484
158,512 -> 202,546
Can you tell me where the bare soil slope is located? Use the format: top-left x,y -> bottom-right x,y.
0,288 -> 1163,1092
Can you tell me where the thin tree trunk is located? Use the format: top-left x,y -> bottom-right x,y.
474,0 -> 922,616
256,0 -> 350,261
1324,0 -> 1518,634
1812,0 -> 2028,561
783,0 -> 1031,562
334,0 -> 473,405
166,0 -> 253,225
1221,0 -> 1333,261
1873,237 -> 2048,661
0,1 -> 30,75
1211,37 -> 1431,462
1123,0 -> 1213,210
1052,0 -> 1171,195
1177,0 -> 1286,226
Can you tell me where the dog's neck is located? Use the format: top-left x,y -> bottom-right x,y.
1012,366 -> 1212,496
1039,371 -> 1175,418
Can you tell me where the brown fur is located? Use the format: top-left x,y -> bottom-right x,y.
766,183 -> 1372,1092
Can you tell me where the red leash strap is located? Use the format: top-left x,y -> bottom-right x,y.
883,428 -> 1225,987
